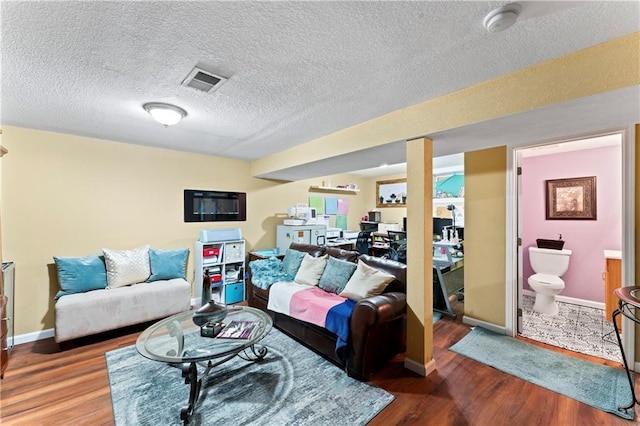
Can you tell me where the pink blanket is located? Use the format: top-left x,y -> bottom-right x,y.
267,282 -> 346,327
289,287 -> 346,327
267,281 -> 356,361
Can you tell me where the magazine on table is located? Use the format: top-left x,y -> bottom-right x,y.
217,320 -> 260,339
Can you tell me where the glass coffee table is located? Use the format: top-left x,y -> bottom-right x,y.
136,306 -> 272,424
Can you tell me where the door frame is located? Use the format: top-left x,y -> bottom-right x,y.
506,127 -> 635,367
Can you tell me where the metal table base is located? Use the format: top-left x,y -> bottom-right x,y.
612,286 -> 640,415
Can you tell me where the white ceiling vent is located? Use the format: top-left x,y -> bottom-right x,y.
181,66 -> 227,94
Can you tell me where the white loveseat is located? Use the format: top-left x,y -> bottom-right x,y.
53,245 -> 192,343
54,278 -> 190,343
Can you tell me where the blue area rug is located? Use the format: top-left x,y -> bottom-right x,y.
106,328 -> 394,425
432,312 -> 443,323
450,327 -> 634,420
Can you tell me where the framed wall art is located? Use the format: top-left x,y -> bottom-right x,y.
545,176 -> 596,220
376,178 -> 407,208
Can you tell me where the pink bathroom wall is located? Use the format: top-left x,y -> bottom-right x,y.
522,144 -> 622,302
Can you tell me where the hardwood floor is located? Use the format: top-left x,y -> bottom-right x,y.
1,306 -> 637,426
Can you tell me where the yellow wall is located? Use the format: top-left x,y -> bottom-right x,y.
463,146 -> 507,326
1,126 -> 374,335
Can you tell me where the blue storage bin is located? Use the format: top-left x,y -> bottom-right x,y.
224,283 -> 244,305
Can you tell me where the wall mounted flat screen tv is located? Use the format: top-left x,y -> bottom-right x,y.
184,190 -> 247,222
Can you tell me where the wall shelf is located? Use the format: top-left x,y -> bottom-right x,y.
309,186 -> 359,194
433,197 -> 464,205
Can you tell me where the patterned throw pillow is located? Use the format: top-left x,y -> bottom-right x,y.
318,257 -> 357,294
339,260 -> 396,301
53,255 -> 108,299
103,245 -> 151,288
294,253 -> 328,286
147,248 -> 189,281
281,249 -> 305,276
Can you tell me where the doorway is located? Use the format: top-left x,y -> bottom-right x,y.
515,132 -> 624,363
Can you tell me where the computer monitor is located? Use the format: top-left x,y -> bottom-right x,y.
433,217 -> 453,239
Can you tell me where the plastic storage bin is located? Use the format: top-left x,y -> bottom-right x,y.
224,283 -> 244,304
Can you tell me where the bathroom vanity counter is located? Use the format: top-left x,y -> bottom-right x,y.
604,250 -> 622,260
604,250 -> 622,328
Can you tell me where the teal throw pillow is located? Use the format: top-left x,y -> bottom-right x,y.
148,248 -> 189,281
282,249 -> 305,276
318,256 -> 357,294
54,255 -> 108,299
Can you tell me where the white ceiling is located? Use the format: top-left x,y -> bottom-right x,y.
2,1 -> 639,179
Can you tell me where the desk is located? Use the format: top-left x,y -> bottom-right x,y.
325,239 -> 356,250
613,287 -> 640,413
370,232 -> 390,257
433,241 -> 464,317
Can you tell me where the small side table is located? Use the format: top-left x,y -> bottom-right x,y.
248,250 -> 285,262
612,286 -> 640,413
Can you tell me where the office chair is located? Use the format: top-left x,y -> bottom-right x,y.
355,231 -> 372,255
387,231 -> 407,264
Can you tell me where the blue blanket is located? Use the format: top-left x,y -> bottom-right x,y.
325,299 -> 356,362
248,258 -> 293,289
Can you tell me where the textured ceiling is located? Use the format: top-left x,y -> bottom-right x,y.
2,1 -> 639,177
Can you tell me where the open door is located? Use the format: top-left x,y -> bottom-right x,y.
515,155 -> 524,334
513,130 -> 630,365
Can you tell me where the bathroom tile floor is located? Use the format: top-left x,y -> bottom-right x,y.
520,294 -> 622,363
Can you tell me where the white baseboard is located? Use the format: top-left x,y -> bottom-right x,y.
404,356 -> 437,377
522,289 -> 605,310
14,328 -> 55,345
462,316 -> 506,335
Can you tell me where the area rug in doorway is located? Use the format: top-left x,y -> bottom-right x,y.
450,327 -> 634,420
106,328 -> 394,425
432,312 -> 443,323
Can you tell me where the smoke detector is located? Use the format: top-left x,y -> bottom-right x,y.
483,3 -> 522,33
181,66 -> 227,94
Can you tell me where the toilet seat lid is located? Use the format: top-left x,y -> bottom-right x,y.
529,273 -> 563,286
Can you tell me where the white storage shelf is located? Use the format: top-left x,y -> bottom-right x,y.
195,239 -> 246,306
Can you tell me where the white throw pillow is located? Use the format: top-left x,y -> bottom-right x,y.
103,245 -> 151,288
293,253 -> 328,286
339,260 -> 396,301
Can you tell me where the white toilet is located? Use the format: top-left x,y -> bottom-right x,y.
528,247 -> 572,315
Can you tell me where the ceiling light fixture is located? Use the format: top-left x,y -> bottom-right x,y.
143,102 -> 187,127
483,3 -> 522,33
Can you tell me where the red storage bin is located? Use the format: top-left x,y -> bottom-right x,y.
203,247 -> 220,257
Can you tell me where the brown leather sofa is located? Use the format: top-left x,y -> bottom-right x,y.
247,242 -> 407,381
